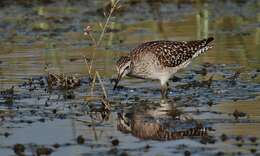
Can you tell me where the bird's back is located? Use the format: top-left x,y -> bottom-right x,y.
130,37 -> 214,67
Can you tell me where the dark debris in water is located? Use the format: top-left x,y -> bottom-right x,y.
36,146 -> 53,156
232,109 -> 247,120
249,136 -> 258,143
200,135 -> 216,144
47,73 -> 80,90
52,143 -> 60,149
0,86 -> 14,96
220,134 -> 228,142
184,150 -> 191,156
111,139 -> 119,146
13,144 -> 25,155
77,135 -> 85,144
0,86 -> 15,106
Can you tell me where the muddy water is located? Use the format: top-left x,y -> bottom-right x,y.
0,0 -> 260,156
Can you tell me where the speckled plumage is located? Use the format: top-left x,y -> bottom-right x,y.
130,37 -> 214,68
115,37 -> 214,97
116,56 -> 130,70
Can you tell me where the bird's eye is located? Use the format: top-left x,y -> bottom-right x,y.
124,65 -> 130,71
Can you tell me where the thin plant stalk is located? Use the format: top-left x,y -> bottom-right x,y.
88,0 -> 120,75
90,72 -> 97,95
96,0 -> 119,46
83,56 -> 92,77
96,71 -> 108,99
83,0 -> 120,105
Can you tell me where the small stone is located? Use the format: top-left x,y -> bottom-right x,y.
120,151 -> 129,156
52,109 -> 57,114
200,135 -> 216,144
220,134 -> 228,142
4,132 -> 10,137
38,118 -> 45,122
111,139 -> 119,146
249,136 -> 257,143
65,91 -> 75,99
251,74 -> 257,79
184,150 -> 191,156
250,148 -> 256,153
216,151 -> 224,156
13,144 -> 25,155
233,110 -> 246,120
236,143 -> 242,147
235,135 -> 242,141
207,100 -> 213,107
144,144 -> 150,149
26,120 -> 33,124
64,143 -> 72,146
36,147 -> 53,156
52,143 -> 60,148
77,135 -> 85,144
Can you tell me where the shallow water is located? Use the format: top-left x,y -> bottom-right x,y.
0,0 -> 260,156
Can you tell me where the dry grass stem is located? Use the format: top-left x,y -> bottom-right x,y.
82,0 -> 121,112
90,73 -> 97,95
96,71 -> 108,99
85,96 -> 103,101
97,0 -> 120,46
86,0 -> 120,77
83,56 -> 92,77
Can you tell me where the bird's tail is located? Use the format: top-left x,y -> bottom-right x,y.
205,37 -> 214,45
192,37 -> 214,58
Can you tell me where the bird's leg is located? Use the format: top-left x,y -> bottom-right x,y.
161,83 -> 168,99
166,82 -> 170,91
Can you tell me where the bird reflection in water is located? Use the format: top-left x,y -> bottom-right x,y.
117,100 -> 208,140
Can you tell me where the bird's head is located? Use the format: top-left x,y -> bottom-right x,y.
114,56 -> 131,90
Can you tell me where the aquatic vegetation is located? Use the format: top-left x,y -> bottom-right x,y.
82,0 -> 121,113
47,73 -> 80,89
0,86 -> 15,106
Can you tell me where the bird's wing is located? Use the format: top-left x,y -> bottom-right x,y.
151,38 -> 214,67
129,38 -> 214,67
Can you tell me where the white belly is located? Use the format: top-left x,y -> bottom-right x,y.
149,60 -> 191,85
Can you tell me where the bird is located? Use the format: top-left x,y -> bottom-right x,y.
117,100 -> 207,140
114,37 -> 214,98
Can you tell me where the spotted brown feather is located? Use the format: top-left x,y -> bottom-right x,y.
130,37 -> 214,67
116,56 -> 130,69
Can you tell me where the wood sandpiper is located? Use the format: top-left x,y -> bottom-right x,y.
114,37 -> 214,98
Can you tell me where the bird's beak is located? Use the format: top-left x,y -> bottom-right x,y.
113,73 -> 123,90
